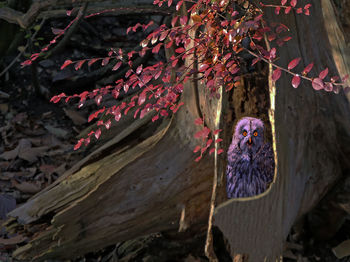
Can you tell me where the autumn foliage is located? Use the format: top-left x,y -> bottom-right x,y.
21,0 -> 349,160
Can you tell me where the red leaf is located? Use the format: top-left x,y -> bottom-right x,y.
165,40 -> 173,49
199,64 -> 209,72
281,0 -> 287,5
275,7 -> 281,15
152,115 -> 159,122
319,68 -> 328,80
215,138 -> 223,143
213,129 -> 222,135
288,58 -> 301,70
171,16 -> 178,27
292,75 -> 301,88
74,139 -> 83,150
304,8 -> 310,15
272,68 -> 282,81
193,145 -> 201,153
312,78 -> 324,90
195,156 -> 202,162
138,92 -> 146,105
209,148 -> 215,155
296,8 -> 303,14
52,27 -> 64,35
175,47 -> 185,53
269,48 -> 276,60
88,58 -> 99,66
176,0 -> 183,11
168,0 -> 173,7
95,128 -> 102,139
102,57 -> 110,66
285,6 -> 292,14
302,63 -> 314,75
112,61 -> 122,71
180,16 -> 188,26
152,43 -> 162,53
194,130 -> 203,139
136,64 -> 143,75
61,60 -> 73,70
290,0 -> 297,7
172,59 -> 178,67
74,60 -> 85,70
194,118 -> 203,125
217,149 -> 224,155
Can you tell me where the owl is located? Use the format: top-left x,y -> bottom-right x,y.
226,117 -> 275,198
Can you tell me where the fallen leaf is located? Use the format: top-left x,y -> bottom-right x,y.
44,125 -> 68,138
333,239 -> 350,259
0,235 -> 26,246
39,165 -> 56,176
18,146 -> 49,163
11,180 -> 41,194
64,108 -> 87,125
0,139 -> 31,161
0,194 -> 16,220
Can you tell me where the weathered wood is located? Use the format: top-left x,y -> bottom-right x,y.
6,0 -> 350,261
214,0 -> 350,261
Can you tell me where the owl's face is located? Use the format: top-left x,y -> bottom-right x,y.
234,117 -> 264,156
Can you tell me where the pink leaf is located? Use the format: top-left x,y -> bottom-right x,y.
175,47 -> 185,53
288,58 -> 301,70
176,0 -> 183,11
195,118 -> 203,125
302,62 -> 314,75
60,60 -> 73,70
52,27 -> 64,35
290,0 -> 297,7
217,149 -> 224,155
193,146 -> 201,153
292,75 -> 301,88
195,156 -> 202,162
152,115 -> 159,122
319,68 -> 328,80
138,92 -> 146,105
88,58 -> 99,66
136,64 -> 143,75
74,60 -> 85,70
272,68 -> 282,81
102,57 -> 110,66
281,0 -> 287,5
74,139 -> 83,150
199,64 -> 209,72
152,43 -> 162,54
112,61 -> 122,71
209,148 -> 215,155
95,128 -> 102,139
312,78 -> 324,90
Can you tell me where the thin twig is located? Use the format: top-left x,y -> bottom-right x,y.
0,18 -> 46,79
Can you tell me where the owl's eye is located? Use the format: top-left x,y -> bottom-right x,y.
242,131 -> 247,137
253,131 -> 258,137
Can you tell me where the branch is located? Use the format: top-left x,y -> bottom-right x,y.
0,0 -> 172,29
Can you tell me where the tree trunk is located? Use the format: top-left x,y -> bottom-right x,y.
214,0 -> 350,261
5,0 -> 350,261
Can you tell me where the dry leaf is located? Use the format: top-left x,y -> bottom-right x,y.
64,108 -> 87,125
0,234 -> 26,246
0,139 -> 31,161
45,124 -> 68,138
0,194 -> 16,220
333,239 -> 350,259
11,180 -> 41,194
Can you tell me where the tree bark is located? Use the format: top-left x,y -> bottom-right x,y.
214,0 -> 350,261
5,0 -> 350,261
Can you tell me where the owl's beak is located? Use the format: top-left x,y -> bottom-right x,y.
248,137 -> 252,145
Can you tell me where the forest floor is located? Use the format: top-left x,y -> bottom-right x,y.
1,6 -> 350,262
